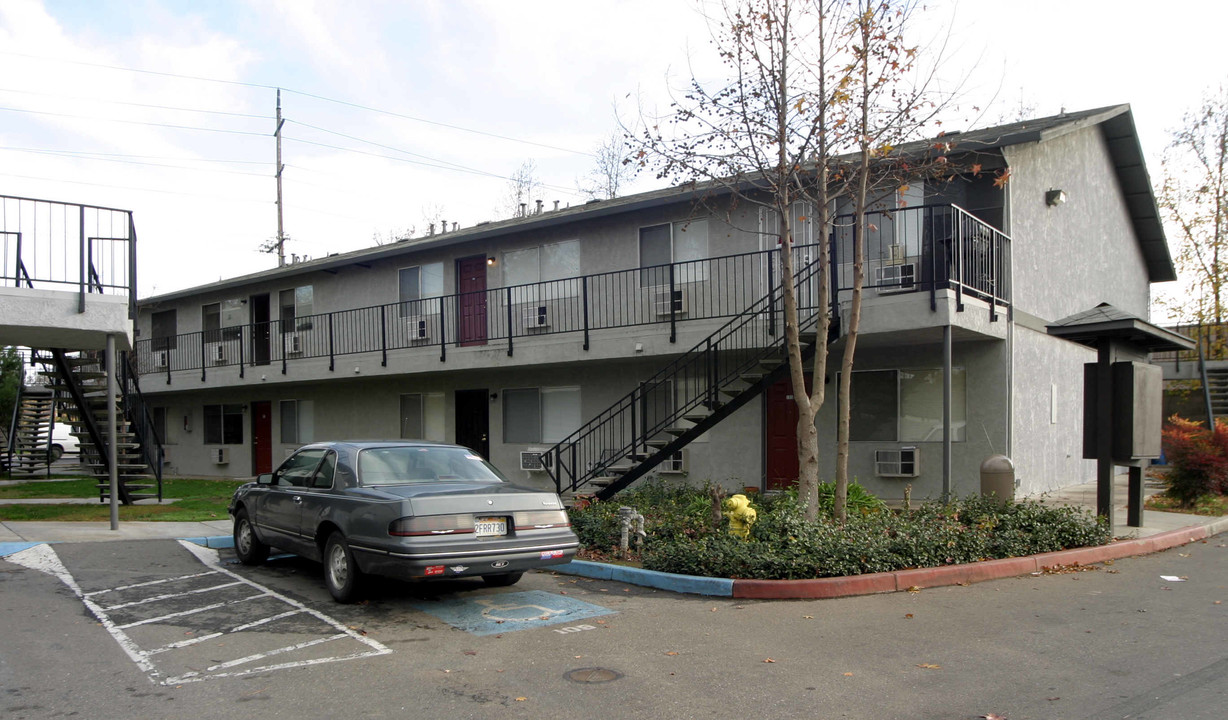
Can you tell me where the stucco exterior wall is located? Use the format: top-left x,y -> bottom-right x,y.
1009,323 -> 1096,495
1003,125 -> 1151,322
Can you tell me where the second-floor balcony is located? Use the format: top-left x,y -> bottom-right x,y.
135,204 -> 1011,381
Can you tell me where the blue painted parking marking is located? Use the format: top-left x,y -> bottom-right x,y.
410,591 -> 615,636
0,542 -> 44,558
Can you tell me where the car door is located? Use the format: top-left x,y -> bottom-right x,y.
258,448 -> 326,554
294,450 -> 338,562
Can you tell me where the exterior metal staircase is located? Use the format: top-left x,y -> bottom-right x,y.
35,349 -> 164,504
544,250 -> 833,501
1204,364 -> 1228,422
4,385 -> 56,475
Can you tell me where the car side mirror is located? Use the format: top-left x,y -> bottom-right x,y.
256,473 -> 274,485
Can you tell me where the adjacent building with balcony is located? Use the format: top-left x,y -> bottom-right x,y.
130,105 -> 1174,503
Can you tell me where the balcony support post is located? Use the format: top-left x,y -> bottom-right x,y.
239,325 -> 245,379
669,263 -> 677,344
200,332 -> 206,382
506,287 -> 514,357
768,252 -> 777,336
281,324 -> 287,375
439,296 -> 446,363
328,314 -> 335,371
582,276 -> 590,351
380,308 -> 388,367
78,205 -> 86,313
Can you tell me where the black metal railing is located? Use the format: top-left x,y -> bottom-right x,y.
1152,323 -> 1228,366
543,237 -> 829,495
135,203 -> 1010,379
121,352 -> 164,500
1,194 -> 138,317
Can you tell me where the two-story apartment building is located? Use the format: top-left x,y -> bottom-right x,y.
132,105 -> 1174,503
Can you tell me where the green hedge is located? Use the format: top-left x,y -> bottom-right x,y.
568,483 -> 1110,580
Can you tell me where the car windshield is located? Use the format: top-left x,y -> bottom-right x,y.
357,446 -> 507,486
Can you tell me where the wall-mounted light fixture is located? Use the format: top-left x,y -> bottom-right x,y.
487,257 -> 496,266
490,392 -> 499,401
1045,189 -> 1067,207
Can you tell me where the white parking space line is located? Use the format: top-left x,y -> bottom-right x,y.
5,541 -> 392,686
83,570 -> 219,597
115,592 -> 269,629
101,581 -> 244,611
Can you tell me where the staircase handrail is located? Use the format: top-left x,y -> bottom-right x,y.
5,380 -> 23,474
121,351 -> 164,501
545,245 -> 828,494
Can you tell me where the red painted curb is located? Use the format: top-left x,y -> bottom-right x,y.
728,524 -> 1208,600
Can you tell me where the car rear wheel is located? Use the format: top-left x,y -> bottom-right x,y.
233,509 -> 269,565
48,444 -> 64,463
324,532 -> 362,603
482,572 -> 523,587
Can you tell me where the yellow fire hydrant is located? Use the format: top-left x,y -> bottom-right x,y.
723,493 -> 757,540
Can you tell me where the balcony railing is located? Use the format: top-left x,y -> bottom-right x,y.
135,204 -> 1010,380
1152,323 -> 1228,366
1,194 -> 138,317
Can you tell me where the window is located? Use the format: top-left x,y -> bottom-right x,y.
849,368 -> 967,442
639,220 -> 709,284
503,240 -> 581,302
399,393 -> 445,441
357,446 -> 505,486
312,451 -> 336,489
151,309 -> 177,351
204,404 -> 244,445
279,285 -> 314,332
151,407 -> 167,444
398,263 -> 444,316
503,387 -> 580,444
279,400 -> 314,444
277,448 -> 325,487
203,303 -> 220,343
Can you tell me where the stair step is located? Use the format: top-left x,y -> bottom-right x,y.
739,372 -> 765,384
664,426 -> 689,436
606,464 -> 633,474
758,358 -> 784,369
645,439 -> 669,449
719,386 -> 746,398
682,411 -> 710,423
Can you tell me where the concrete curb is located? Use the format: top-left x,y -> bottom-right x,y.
554,523 -> 1226,600
181,536 -> 235,549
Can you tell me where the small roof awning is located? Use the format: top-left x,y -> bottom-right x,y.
1047,303 -> 1194,352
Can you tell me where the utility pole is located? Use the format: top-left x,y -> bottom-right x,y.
275,88 -> 286,267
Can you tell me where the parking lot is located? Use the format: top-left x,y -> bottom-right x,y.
3,535 -> 1227,720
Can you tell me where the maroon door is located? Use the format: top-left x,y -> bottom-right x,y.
252,401 -> 273,475
765,376 -> 812,491
456,255 -> 488,346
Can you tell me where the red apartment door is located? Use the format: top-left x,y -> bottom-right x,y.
456,255 -> 488,346
764,376 -> 812,491
252,401 -> 273,475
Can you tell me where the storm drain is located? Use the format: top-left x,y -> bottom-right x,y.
565,667 -> 622,683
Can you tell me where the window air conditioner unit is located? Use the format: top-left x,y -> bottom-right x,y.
286,333 -> 304,355
519,450 -> 553,472
887,243 -> 906,265
523,305 -> 549,329
408,316 -> 430,340
208,343 -> 226,363
210,447 -> 230,464
661,448 -> 689,473
653,288 -> 688,317
874,447 -> 919,477
875,263 -> 916,294
153,351 -> 169,370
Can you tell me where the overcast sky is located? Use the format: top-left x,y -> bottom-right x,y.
1,0 -> 1225,300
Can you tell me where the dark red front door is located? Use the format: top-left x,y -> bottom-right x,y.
456,255 -> 487,346
253,401 -> 272,475
765,376 -> 812,491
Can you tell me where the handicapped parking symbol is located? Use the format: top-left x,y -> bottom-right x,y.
473,595 -> 563,622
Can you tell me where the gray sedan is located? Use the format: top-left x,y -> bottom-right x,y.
229,441 -> 578,602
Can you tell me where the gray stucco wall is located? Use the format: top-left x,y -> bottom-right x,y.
1003,125 -> 1151,322
1009,323 -> 1096,495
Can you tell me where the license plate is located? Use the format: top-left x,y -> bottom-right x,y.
474,517 -> 507,537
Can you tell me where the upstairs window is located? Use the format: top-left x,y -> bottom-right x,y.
151,309 -> 177,351
398,263 -> 444,316
504,240 -> 581,302
202,299 -> 243,342
639,219 -> 709,285
279,286 -> 314,332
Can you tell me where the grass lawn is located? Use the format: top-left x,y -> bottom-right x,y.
1145,492 -> 1228,517
0,476 -> 247,522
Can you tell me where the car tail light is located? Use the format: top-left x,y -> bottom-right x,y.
512,510 -> 570,530
389,515 -> 475,536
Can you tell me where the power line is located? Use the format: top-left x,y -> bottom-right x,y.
0,146 -> 269,165
0,50 -> 595,157
0,172 -> 270,203
0,105 -> 267,136
0,86 -> 272,119
0,146 -> 269,177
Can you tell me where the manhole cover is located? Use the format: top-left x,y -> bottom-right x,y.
564,667 -> 622,683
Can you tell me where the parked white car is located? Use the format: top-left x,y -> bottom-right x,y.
50,423 -> 79,462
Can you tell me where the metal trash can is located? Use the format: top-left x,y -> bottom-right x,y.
980,455 -> 1015,500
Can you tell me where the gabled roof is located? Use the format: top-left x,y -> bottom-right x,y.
1047,303 -> 1193,352
141,104 -> 1175,304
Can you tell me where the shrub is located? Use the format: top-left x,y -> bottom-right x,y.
1161,415 -> 1228,506
570,482 -> 1111,580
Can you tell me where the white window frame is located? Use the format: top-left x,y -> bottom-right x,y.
399,392 -> 445,441
398,262 -> 444,317
503,239 -> 581,304
638,219 -> 709,287
502,386 -> 581,444
847,367 -> 967,443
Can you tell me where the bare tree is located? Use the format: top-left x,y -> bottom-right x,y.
1158,86 -> 1228,337
631,0 -> 954,521
579,130 -> 635,200
501,160 -> 543,218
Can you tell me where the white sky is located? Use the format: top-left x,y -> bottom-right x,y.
1,0 -> 1225,300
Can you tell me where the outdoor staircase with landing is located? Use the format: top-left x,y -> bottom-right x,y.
4,387 -> 57,475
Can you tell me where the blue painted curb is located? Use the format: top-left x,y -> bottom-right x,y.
552,559 -> 734,597
181,535 -> 234,549
0,541 -> 44,557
